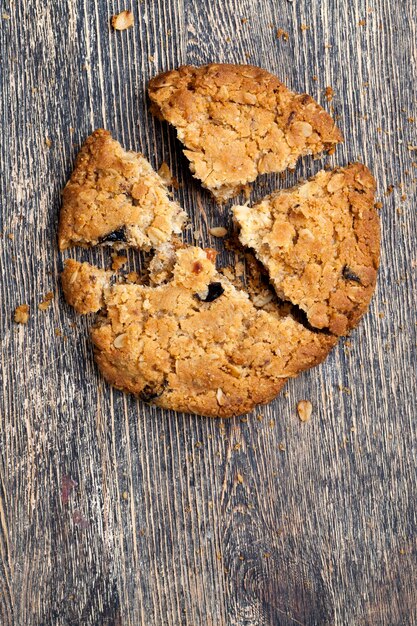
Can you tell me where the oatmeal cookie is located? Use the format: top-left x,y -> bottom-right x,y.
233,163 -> 379,335
63,247 -> 336,417
58,129 -> 187,250
148,63 -> 343,202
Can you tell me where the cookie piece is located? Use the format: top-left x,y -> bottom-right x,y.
233,163 -> 379,336
58,129 -> 187,250
61,259 -> 112,314
87,247 -> 336,417
148,63 -> 343,202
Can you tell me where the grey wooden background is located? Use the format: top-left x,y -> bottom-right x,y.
1,0 -> 416,624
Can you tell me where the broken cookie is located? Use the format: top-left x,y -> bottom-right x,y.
233,163 -> 379,335
62,247 -> 336,417
58,129 -> 187,250
148,63 -> 343,202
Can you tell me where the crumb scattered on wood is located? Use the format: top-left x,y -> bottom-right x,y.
111,254 -> 128,271
111,10 -> 134,31
38,292 -> 54,311
236,473 -> 244,484
126,271 -> 140,283
297,400 -> 312,422
158,161 -> 179,188
14,304 -> 30,324
300,23 -> 310,32
277,28 -> 289,41
358,19 -> 366,26
209,226 -> 228,238
325,86 -> 334,102
45,137 -> 52,148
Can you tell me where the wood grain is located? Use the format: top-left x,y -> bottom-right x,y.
1,0 -> 416,624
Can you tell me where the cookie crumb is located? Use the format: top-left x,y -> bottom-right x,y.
158,161 -> 179,188
278,442 -> 286,451
111,254 -> 128,271
14,304 -> 29,324
324,86 -> 334,102
236,472 -> 244,484
38,292 -> 54,311
122,491 -> 129,500
300,23 -> 310,32
126,271 -> 140,283
358,18 -> 366,26
297,399 -> 312,422
111,10 -> 134,30
45,137 -> 52,148
209,226 -> 228,238
277,28 -> 289,41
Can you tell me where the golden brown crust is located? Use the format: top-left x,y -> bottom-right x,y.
148,63 -> 343,202
61,259 -> 112,314
89,247 -> 336,417
233,163 -> 380,336
58,129 -> 186,250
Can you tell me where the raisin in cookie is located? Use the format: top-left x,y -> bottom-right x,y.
63,247 -> 336,417
233,163 -> 379,336
148,63 -> 343,202
58,129 -> 187,250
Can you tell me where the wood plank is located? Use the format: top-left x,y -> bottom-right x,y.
0,0 -> 416,624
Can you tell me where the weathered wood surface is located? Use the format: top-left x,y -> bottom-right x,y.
1,0 -> 416,624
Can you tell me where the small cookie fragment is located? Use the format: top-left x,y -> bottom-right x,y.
14,304 -> 30,324
233,163 -> 379,335
38,292 -> 54,311
89,246 -> 336,417
148,63 -> 342,202
58,129 -> 187,251
157,161 -> 178,188
297,400 -> 312,422
61,259 -> 112,314
111,10 -> 134,31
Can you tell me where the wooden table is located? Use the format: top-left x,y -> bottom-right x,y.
1,1 -> 416,624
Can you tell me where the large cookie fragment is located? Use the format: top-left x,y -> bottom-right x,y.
58,129 -> 187,250
233,164 -> 379,336
86,247 -> 336,417
148,63 -> 343,202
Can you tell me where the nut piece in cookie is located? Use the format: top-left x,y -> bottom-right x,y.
61,259 -> 112,314
148,63 -> 343,202
233,163 -> 380,336
89,246 -> 336,418
58,129 -> 187,250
